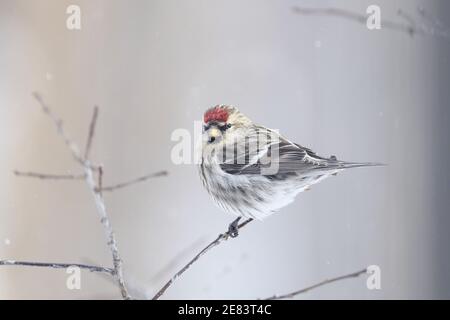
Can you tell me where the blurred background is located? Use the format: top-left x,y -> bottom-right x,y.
0,0 -> 449,299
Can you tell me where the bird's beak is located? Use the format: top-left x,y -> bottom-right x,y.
206,127 -> 222,143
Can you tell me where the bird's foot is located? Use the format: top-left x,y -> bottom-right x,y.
227,217 -> 241,238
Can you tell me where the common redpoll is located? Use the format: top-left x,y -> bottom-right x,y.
198,105 -> 382,237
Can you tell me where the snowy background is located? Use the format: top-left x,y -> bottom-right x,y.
1,0 -> 449,299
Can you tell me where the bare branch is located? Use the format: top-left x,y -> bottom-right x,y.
14,170 -> 85,180
264,268 -> 367,300
84,106 -> 99,160
84,164 -> 130,299
9,94 -> 171,299
292,6 -> 450,40
98,171 -> 168,192
13,168 -> 167,192
292,6 -> 421,36
32,92 -> 85,164
293,7 -> 366,23
292,6 -> 419,36
0,259 -> 113,274
152,218 -> 253,300
98,165 -> 104,197
29,93 -> 130,299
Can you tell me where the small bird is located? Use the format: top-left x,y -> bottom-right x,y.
198,105 -> 383,237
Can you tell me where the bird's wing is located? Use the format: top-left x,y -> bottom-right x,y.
219,126 -> 333,176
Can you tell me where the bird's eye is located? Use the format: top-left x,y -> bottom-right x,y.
219,123 -> 232,131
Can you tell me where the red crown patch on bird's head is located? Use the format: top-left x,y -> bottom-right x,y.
204,106 -> 229,124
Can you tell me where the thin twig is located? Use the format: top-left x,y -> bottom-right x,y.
264,268 -> 367,300
98,171 -> 168,192
13,169 -> 167,193
84,164 -> 130,299
14,170 -> 85,180
292,6 -> 428,38
32,92 -> 85,165
30,93 -> 130,299
98,165 -> 104,197
0,259 -> 113,274
84,106 -> 99,160
152,218 -> 253,300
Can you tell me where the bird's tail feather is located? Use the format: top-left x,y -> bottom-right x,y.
332,161 -> 386,170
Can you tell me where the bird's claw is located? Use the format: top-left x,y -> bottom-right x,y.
228,225 -> 239,238
227,217 -> 241,238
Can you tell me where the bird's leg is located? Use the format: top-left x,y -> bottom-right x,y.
228,217 -> 241,238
